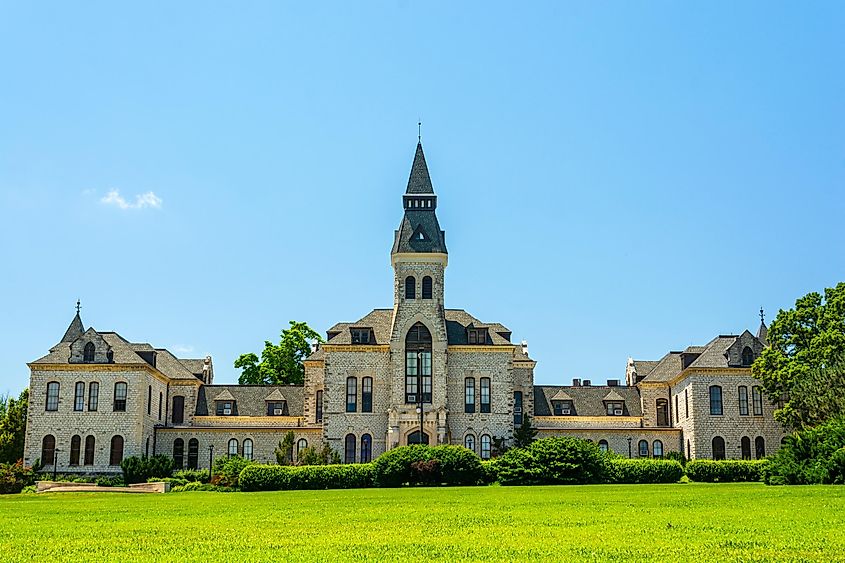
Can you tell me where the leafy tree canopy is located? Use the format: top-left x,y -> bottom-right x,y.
512,416 -> 538,449
0,389 -> 29,464
235,321 -> 324,385
753,282 -> 845,429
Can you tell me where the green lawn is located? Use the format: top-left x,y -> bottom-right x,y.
1,483 -> 843,562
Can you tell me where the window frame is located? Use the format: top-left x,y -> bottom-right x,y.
41,435 -> 56,466
361,377 -> 373,413
638,440 -> 649,458
74,382 -> 85,412
344,433 -> 356,464
480,377 -> 491,414
422,276 -> 433,299
360,434 -> 372,463
45,382 -> 60,412
740,436 -> 751,460
88,382 -> 99,412
480,434 -> 492,460
316,390 -> 323,422
752,386 -> 763,416
464,434 -> 476,453
228,438 -> 238,457
83,342 -> 95,363
113,382 -> 128,412
712,436 -> 726,460
243,438 -> 254,460
109,435 -> 124,466
173,438 -> 185,469
187,438 -> 199,470
513,390 -> 523,426
172,395 -> 185,424
69,435 -> 81,466
464,378 -> 475,413
598,439 -> 609,453
405,276 -> 416,300
656,398 -> 669,426
652,440 -> 663,458
709,385 -> 723,416
755,436 -> 765,459
738,386 -> 749,416
346,377 -> 357,413
84,435 -> 95,466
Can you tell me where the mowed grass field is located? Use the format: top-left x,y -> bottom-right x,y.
1,483 -> 844,562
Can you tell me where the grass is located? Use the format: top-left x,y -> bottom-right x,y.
1,483 -> 844,561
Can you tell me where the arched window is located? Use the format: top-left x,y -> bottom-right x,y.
243,439 -> 254,460
755,436 -> 766,459
360,434 -> 372,463
187,438 -> 199,470
740,436 -> 751,460
69,435 -> 81,466
514,391 -> 524,426
709,386 -> 723,415
228,438 -> 238,457
638,440 -> 649,458
480,378 -> 491,413
464,434 -> 476,453
653,440 -> 663,458
88,382 -> 99,411
147,385 -> 152,415
45,382 -> 60,412
405,276 -> 416,300
173,439 -> 184,469
316,390 -> 323,422
752,386 -> 763,416
712,436 -> 726,460
172,395 -> 185,424
656,398 -> 669,427
738,386 -> 749,416
83,342 -> 95,363
407,430 -> 429,445
296,438 -> 307,459
113,382 -> 127,412
344,434 -> 356,464
598,439 -> 609,453
464,378 -> 475,413
405,323 -> 432,404
84,436 -> 95,465
362,377 -> 373,413
741,346 -> 754,367
480,435 -> 492,460
346,377 -> 357,412
109,435 -> 124,466
74,382 -> 85,412
41,435 -> 56,466
422,276 -> 433,299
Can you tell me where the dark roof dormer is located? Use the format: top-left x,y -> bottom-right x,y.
392,142 -> 447,255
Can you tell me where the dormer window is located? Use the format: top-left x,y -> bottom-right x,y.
605,401 -> 624,416
267,401 -> 288,416
553,400 -> 573,416
467,329 -> 488,345
741,346 -> 754,366
216,401 -> 236,416
351,329 -> 372,344
83,342 -> 95,363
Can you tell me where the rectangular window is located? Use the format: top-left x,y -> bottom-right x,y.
113,382 -> 127,412
553,400 -> 573,416
74,382 -> 85,412
606,402 -> 624,416
739,386 -> 749,416
46,382 -> 60,411
685,389 -> 689,419
468,331 -> 476,344
172,395 -> 185,424
346,377 -> 357,412
88,382 -> 99,412
480,378 -> 491,413
674,395 -> 679,423
267,402 -> 286,416
351,329 -> 371,344
362,377 -> 373,413
709,386 -> 723,416
316,390 -> 323,422
405,351 -> 418,403
513,391 -> 523,426
216,401 -> 235,415
147,385 -> 152,415
752,386 -> 763,416
464,378 -> 475,413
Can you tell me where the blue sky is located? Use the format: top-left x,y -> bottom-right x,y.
1,2 -> 844,396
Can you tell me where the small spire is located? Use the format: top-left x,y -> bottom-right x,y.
61,302 -> 85,343
418,119 -> 421,143
759,307 -> 765,324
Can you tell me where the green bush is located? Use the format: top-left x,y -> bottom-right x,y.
372,445 -> 431,487
95,475 -> 125,487
171,481 -> 235,493
239,463 -> 375,492
479,459 -> 499,485
371,445 -> 484,487
212,455 -> 256,488
664,451 -> 687,465
606,459 -> 684,484
496,437 -> 608,486
763,417 -> 845,485
0,461 -> 36,494
173,469 -> 209,483
121,455 -> 174,484
685,460 -> 767,482
149,477 -> 189,487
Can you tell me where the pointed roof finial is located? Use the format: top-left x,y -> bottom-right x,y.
62,301 -> 85,343
759,307 -> 765,324
76,299 -> 81,314
418,119 -> 421,143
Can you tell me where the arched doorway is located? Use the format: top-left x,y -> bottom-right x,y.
407,430 -> 429,445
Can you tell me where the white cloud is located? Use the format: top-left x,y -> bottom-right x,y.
100,189 -> 162,210
171,345 -> 194,355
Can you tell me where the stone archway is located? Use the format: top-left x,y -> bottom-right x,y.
406,430 -> 430,445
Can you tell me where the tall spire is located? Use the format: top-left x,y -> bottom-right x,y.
406,142 -> 434,194
61,301 -> 85,343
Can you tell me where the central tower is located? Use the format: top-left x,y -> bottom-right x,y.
388,142 -> 450,446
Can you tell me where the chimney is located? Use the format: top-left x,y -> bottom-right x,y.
521,340 -> 529,356
582,379 -> 592,386
572,378 -> 581,387
608,379 -> 620,387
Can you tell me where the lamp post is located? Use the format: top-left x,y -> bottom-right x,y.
208,444 -> 214,481
52,449 -> 60,481
627,437 -> 632,459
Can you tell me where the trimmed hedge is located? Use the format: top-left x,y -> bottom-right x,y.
496,437 -> 607,486
372,445 -> 484,487
239,463 -> 375,492
606,459 -> 684,484
120,455 -> 174,484
685,460 -> 767,482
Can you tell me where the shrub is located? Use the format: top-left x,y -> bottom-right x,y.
763,417 -> 845,485
480,459 -> 499,485
0,461 -> 36,494
171,481 -> 235,493
212,455 -> 256,488
606,459 -> 684,484
173,469 -> 209,483
372,445 -> 484,487
95,475 -> 125,487
239,463 -> 375,492
372,445 -> 432,487
685,460 -> 767,483
665,451 -> 687,465
410,459 -> 441,486
497,437 -> 608,486
121,455 -> 174,484
149,477 -> 189,487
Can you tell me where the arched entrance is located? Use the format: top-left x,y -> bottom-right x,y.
407,430 -> 430,445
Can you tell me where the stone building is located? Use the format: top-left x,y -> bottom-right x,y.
23,143 -> 785,474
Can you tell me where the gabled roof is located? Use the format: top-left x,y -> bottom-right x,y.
406,142 -> 433,194
195,385 -> 304,417
264,388 -> 286,402
550,389 -> 573,401
213,389 -> 236,402
640,352 -> 683,383
603,389 -> 625,402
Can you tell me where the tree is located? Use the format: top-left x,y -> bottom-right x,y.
512,415 -> 538,449
753,282 -> 845,430
0,389 -> 28,465
236,321 -> 324,385
275,431 -> 295,465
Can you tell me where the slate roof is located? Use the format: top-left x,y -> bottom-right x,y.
195,385 -> 304,417
321,308 -> 514,347
687,336 -> 740,369
61,313 -> 84,343
534,385 -> 642,417
640,352 -> 684,383
631,360 -> 659,378
406,142 -> 434,194
392,142 -> 447,254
